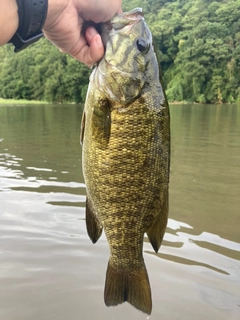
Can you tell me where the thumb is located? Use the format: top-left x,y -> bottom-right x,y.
71,27 -> 104,66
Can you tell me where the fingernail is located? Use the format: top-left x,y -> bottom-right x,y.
87,27 -> 97,39
95,34 -> 103,48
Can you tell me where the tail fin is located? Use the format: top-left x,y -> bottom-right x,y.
104,261 -> 152,315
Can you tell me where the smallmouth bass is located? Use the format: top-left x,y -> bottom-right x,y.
80,8 -> 170,315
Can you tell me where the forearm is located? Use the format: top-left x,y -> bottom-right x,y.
0,0 -> 19,46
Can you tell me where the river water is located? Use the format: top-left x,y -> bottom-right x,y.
0,103 -> 239,320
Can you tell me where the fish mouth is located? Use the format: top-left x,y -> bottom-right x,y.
111,9 -> 144,32
122,8 -> 144,20
112,7 -> 144,24
101,8 -> 144,47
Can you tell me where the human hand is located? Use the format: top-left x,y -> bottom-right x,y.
43,0 -> 122,66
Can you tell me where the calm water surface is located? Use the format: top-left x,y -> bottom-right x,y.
0,104 -> 239,320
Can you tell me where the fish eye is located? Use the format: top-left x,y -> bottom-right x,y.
136,38 -> 149,52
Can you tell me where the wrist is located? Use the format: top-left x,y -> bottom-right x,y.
9,0 -> 48,52
43,0 -> 68,30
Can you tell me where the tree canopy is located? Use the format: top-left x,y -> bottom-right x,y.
0,0 -> 239,103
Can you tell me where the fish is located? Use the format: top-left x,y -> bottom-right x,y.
80,7 -> 170,315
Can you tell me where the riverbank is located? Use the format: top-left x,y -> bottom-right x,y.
0,98 -> 239,107
0,98 -> 49,105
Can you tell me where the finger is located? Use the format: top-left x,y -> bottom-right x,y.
85,26 -> 99,46
71,33 -> 104,66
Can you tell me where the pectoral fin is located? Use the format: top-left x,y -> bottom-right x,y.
147,189 -> 169,253
86,196 -> 103,243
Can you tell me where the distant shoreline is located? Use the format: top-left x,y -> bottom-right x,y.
0,98 -> 49,105
0,98 -> 239,106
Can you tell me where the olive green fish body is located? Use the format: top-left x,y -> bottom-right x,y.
81,8 -> 170,315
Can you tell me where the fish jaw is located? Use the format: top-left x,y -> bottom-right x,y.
94,8 -> 159,105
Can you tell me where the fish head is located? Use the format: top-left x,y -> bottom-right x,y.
91,8 -> 159,105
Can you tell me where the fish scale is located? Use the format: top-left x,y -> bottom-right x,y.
81,8 -> 170,315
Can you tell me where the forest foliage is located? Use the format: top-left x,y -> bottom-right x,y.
0,0 -> 239,103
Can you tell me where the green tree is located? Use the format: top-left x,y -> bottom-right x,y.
0,38 -> 91,103
0,0 -> 239,103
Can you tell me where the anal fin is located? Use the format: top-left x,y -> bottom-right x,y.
86,196 -> 103,243
147,190 -> 169,253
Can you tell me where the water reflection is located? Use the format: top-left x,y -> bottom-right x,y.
147,252 -> 230,275
0,104 -> 240,320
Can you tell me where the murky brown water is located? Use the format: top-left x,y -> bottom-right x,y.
0,104 -> 239,320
